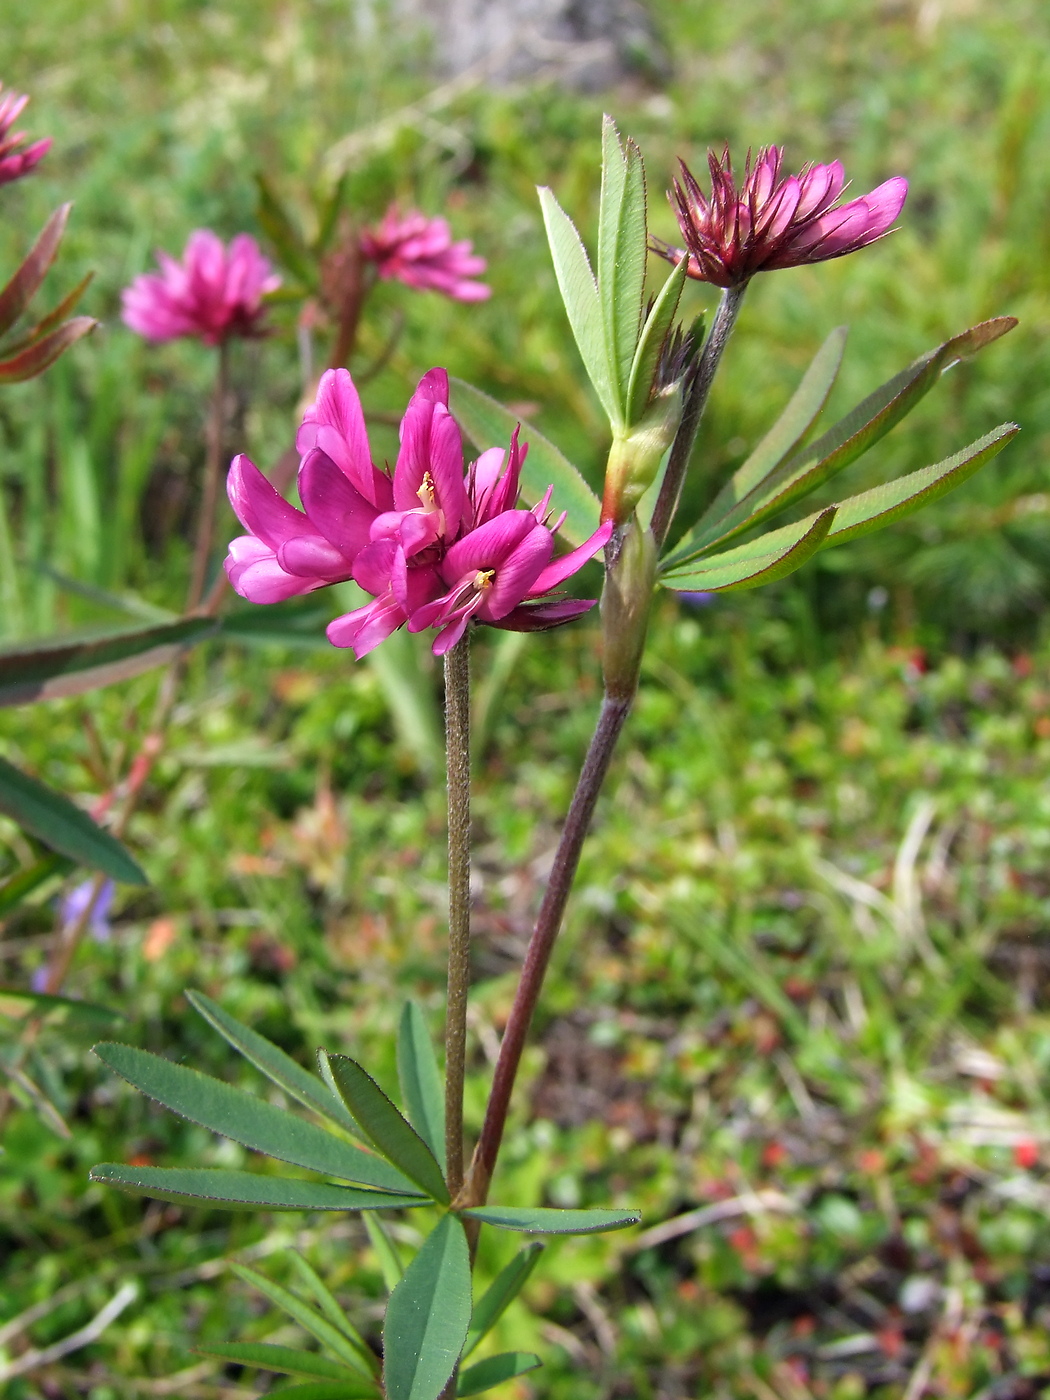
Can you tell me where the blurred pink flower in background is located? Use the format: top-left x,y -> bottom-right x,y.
0,83 -> 52,186
121,231 -> 280,345
225,367 -> 609,657
361,208 -> 490,302
654,146 -> 907,288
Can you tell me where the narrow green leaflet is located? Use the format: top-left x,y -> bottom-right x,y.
289,1253 -> 373,1349
538,186 -> 619,425
196,1343 -> 361,1383
665,325 -> 847,567
364,1213 -> 404,1291
463,1243 -> 544,1358
448,378 -> 600,547
461,1206 -> 641,1235
397,1002 -> 446,1172
0,758 -> 147,884
321,1053 -> 449,1204
0,617 -> 217,706
0,853 -> 73,916
232,1264 -> 379,1378
383,1215 -> 472,1400
0,204 -> 71,336
89,1165 -> 425,1212
598,115 -> 647,406
92,1043 -> 424,1195
255,174 -> 317,290
818,424 -> 1019,548
626,255 -> 688,426
187,991 -> 359,1136
0,316 -> 96,383
661,508 -> 837,593
458,1353 -> 542,1396
676,317 -> 1017,560
0,987 -> 120,1027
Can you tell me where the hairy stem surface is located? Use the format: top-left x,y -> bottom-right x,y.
443,634 -> 472,1197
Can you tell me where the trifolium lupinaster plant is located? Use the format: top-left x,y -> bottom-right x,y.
89,119 -> 1017,1399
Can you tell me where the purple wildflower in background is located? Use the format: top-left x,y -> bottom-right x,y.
361,208 -> 490,302
653,146 -> 907,288
0,82 -> 52,186
121,231 -> 280,346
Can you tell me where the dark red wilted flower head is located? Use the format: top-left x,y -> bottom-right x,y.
654,146 -> 908,288
0,83 -> 52,187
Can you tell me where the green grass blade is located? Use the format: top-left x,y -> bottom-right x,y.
363,1213 -> 403,1292
0,853 -> 75,917
0,757 -> 147,884
187,991 -> 359,1136
397,1002 -> 446,1173
196,1343 -> 361,1382
383,1215 -> 472,1400
89,1165 -> 424,1212
232,1264 -> 378,1378
448,378 -> 600,547
0,986 -> 120,1026
661,507 -> 836,593
288,1253 -> 374,1350
463,1243 -> 544,1358
321,1053 -> 449,1203
598,115 -> 647,407
92,1044 -> 424,1195
458,1353 -> 542,1396
460,1206 -> 641,1235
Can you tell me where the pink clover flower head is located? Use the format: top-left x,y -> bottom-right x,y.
361,207 -> 490,302
655,146 -> 908,288
121,230 -> 281,346
0,83 -> 52,186
224,367 -> 610,659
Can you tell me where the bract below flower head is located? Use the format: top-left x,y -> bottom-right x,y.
654,146 -> 907,288
0,82 -> 51,186
361,208 -> 490,303
122,231 -> 280,345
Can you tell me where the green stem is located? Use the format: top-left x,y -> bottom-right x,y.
443,633 -> 472,1198
186,339 -> 230,611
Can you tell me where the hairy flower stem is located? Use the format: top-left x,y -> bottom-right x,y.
444,634 -> 472,1198
187,339 -> 230,611
460,693 -> 631,1206
649,282 -> 747,551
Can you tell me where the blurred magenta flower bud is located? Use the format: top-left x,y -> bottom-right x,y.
361,208 -> 490,302
0,83 -> 51,186
654,146 -> 907,288
121,230 -> 280,346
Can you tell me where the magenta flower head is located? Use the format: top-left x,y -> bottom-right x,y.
121,230 -> 280,346
0,83 -> 52,186
654,146 -> 907,288
224,367 -> 610,658
361,208 -> 490,303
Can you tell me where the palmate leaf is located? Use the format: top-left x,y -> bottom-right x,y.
458,1353 -> 542,1396
383,1215 -> 472,1400
598,115 -> 647,409
661,508 -> 837,593
448,378 -> 600,547
195,1342 -> 360,1384
88,1165 -> 424,1212
463,1243 -> 544,1358
92,1043 -> 423,1195
538,186 -> 620,425
461,1206 -> 641,1235
670,317 -> 1017,565
321,1053 -> 449,1203
232,1264 -> 379,1379
0,757 -> 147,884
186,991 -> 360,1137
397,1002 -> 446,1172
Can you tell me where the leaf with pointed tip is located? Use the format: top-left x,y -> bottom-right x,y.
598,115 -> 647,406
458,1353 -> 542,1396
0,316 -> 96,382
677,317 -> 1017,560
0,617 -> 217,707
271,1385 -> 378,1400
538,186 -> 619,425
321,1053 -> 449,1204
463,1243 -> 544,1358
92,1043 -> 424,1195
626,255 -> 688,426
2,272 -> 94,355
383,1215 -> 472,1400
461,1206 -> 641,1235
88,1164 -> 424,1212
288,1253 -> 373,1350
661,507 -> 837,593
0,204 -> 71,336
187,991 -> 359,1136
195,1343 -> 358,1383
397,1002 -> 446,1172
448,378 -> 600,547
0,853 -> 75,917
820,424 -> 1019,548
232,1264 -> 378,1378
666,325 -> 847,567
0,757 -> 147,883
363,1212 -> 404,1291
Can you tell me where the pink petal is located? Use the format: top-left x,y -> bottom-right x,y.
479,527 -> 553,620
441,510 -> 537,580
527,520 -> 612,596
327,596 -> 406,657
277,534 -> 352,579
298,448 -> 377,558
226,454 -> 313,548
